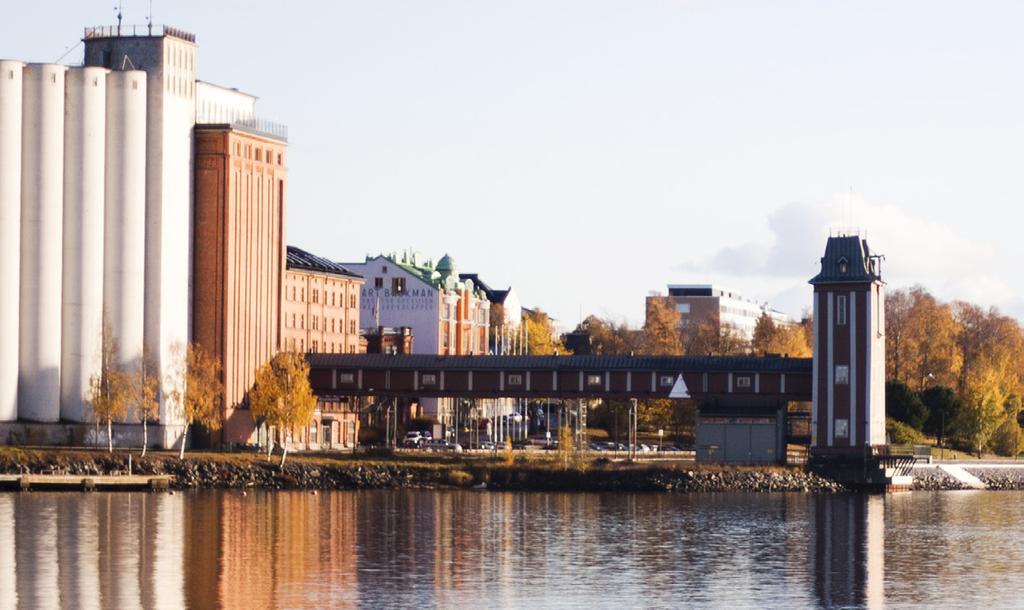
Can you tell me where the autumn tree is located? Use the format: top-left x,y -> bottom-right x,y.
87,316 -> 130,453
751,313 -> 811,358
574,315 -> 642,355
523,309 -> 564,355
683,319 -> 749,356
166,343 -> 224,459
129,349 -> 161,457
885,288 -> 914,383
642,295 -> 682,355
249,351 -> 318,467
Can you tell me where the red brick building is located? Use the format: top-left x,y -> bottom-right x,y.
193,123 -> 287,446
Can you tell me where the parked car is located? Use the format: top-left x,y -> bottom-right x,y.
424,439 -> 463,453
402,431 -> 426,448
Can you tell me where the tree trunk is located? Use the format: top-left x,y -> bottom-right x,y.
278,428 -> 288,469
141,419 -> 148,458
95,421 -> 100,449
267,428 -> 274,461
179,423 -> 189,460
107,419 -> 113,453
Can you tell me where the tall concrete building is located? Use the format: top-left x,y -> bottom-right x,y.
82,25 -> 198,442
0,24 -> 288,448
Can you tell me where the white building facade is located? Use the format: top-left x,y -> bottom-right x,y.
665,284 -> 791,340
0,24 -> 281,447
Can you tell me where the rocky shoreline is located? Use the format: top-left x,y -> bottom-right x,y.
912,466 -> 1024,491
0,450 -> 845,493
5,450 -> 1024,492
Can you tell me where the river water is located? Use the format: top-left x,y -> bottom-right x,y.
0,489 -> 1021,608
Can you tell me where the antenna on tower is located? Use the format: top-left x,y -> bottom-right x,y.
115,1 -> 123,36
147,0 -> 154,34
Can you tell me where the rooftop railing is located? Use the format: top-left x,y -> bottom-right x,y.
83,24 -> 196,43
195,115 -> 289,142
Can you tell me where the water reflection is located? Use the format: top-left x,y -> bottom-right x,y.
1,489 -> 1024,607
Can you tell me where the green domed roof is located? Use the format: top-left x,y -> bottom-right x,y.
436,254 -> 456,275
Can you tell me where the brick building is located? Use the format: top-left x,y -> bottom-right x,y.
281,246 -> 363,355
279,246 -> 363,450
193,104 -> 288,447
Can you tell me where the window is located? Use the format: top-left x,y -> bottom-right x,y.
309,422 -> 317,444
291,313 -> 296,328
586,374 -> 603,386
676,303 -> 691,314
382,266 -> 388,274
312,340 -> 318,352
313,289 -> 318,303
422,374 -> 437,385
301,315 -> 305,329
338,373 -> 354,384
736,376 -> 752,389
350,295 -> 356,308
300,339 -> 304,351
835,418 -> 849,439
660,375 -> 673,387
835,365 -> 849,385
837,295 -> 847,326
349,320 -> 356,334
508,374 -> 523,386
301,288 -> 305,301
392,277 -> 406,294
374,277 -> 384,289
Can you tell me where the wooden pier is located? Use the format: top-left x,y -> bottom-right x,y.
0,474 -> 172,491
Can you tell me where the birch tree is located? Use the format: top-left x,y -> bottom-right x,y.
87,317 -> 130,453
166,343 -> 224,459
250,351 -> 318,467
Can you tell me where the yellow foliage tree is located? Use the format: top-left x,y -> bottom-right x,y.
166,342 -> 225,459
129,349 -> 161,457
249,351 -> 318,467
87,316 -> 130,453
751,313 -> 811,358
642,295 -> 682,355
523,309 -> 564,355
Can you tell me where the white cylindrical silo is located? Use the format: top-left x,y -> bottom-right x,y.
19,63 -> 66,423
61,66 -> 108,423
103,70 -> 147,369
0,60 -> 24,423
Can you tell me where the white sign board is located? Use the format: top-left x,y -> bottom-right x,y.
669,374 -> 690,399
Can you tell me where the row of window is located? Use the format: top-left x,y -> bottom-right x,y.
286,313 -> 356,334
373,277 -> 407,293
233,141 -> 284,165
285,337 -> 358,354
287,285 -> 357,308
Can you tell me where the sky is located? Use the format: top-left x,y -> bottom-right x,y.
4,1 -> 1024,329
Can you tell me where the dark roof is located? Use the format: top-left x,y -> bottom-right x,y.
459,273 -> 511,304
809,235 -> 882,285
287,246 -> 362,279
306,353 -> 812,374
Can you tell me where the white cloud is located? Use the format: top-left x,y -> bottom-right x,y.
677,193 -> 1018,319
